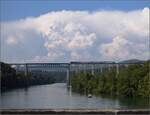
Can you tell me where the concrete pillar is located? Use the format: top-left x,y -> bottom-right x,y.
69,64 -> 72,78
83,64 -> 86,74
66,68 -> 70,86
75,65 -> 78,75
116,64 -> 119,75
100,65 -> 103,73
85,64 -> 88,73
91,64 -> 94,75
15,65 -> 19,73
25,64 -> 28,76
108,64 -> 111,71
125,64 -> 129,68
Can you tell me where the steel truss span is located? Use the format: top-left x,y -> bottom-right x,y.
9,61 -> 145,86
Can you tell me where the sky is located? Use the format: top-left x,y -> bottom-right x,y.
0,0 -> 149,63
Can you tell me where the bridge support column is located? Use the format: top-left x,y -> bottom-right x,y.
16,65 -> 19,73
25,64 -> 28,76
108,64 -> 111,71
66,68 -> 70,87
125,64 -> 129,68
75,67 -> 78,75
100,66 -> 103,73
91,64 -> 94,75
83,64 -> 86,74
116,64 -> 119,75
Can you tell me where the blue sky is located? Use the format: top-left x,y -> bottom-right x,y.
0,0 -> 149,21
0,0 -> 149,62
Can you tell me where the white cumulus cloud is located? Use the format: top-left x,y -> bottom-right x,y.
6,36 -> 18,45
1,8 -> 149,62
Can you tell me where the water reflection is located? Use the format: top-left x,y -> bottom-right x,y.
67,86 -> 72,96
0,83 -> 149,109
118,97 -> 150,109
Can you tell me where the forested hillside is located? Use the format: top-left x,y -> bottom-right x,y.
0,62 -> 66,91
71,61 -> 150,98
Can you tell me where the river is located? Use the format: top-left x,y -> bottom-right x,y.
0,83 -> 149,109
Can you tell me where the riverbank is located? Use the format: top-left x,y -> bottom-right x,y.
71,61 -> 149,98
1,109 -> 150,115
1,62 -> 66,92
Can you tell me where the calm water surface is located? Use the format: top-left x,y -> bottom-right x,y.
0,83 -> 149,109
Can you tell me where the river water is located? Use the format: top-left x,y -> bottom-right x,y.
0,83 -> 149,109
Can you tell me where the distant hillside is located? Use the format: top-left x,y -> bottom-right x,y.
119,59 -> 145,64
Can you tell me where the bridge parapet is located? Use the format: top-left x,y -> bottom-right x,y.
1,109 -> 149,115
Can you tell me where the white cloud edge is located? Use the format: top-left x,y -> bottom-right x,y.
1,7 -> 149,62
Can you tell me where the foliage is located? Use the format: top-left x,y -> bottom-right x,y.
71,61 -> 150,98
1,62 -> 66,91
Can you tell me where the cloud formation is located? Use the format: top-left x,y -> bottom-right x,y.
6,36 -> 18,45
1,8 -> 149,62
